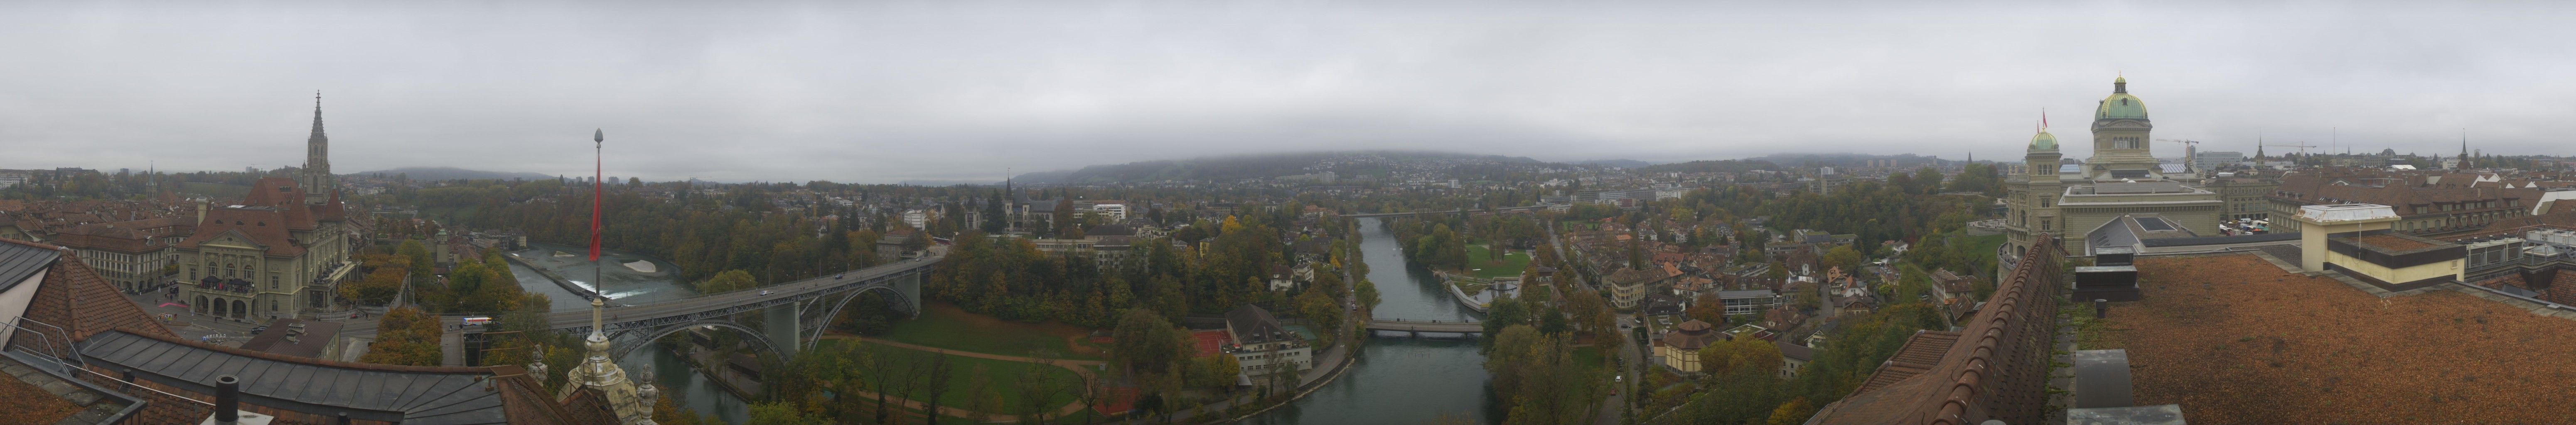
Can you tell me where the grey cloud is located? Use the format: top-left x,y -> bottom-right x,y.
2,1 -> 2570,182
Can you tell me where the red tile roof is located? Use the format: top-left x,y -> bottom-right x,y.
0,238 -> 175,347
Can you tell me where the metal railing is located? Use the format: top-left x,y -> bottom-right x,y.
2,316 -> 74,363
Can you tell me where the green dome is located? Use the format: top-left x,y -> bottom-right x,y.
2097,77 -> 2148,120
2029,130 -> 2059,150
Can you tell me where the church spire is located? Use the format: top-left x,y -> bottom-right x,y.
302,91 -> 334,205
2458,129 -> 2470,169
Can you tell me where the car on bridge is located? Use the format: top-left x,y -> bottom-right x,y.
760,290 -> 774,296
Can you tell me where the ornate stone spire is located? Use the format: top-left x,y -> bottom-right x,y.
303,91 -> 334,204
555,129 -> 654,425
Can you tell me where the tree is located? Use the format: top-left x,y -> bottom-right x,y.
1565,289 -> 1614,338
1015,349 -> 1067,425
1684,293 -> 1726,327
1820,245 -> 1864,277
1767,398 -> 1817,425
360,306 -> 443,366
1112,309 -> 1190,377
696,269 -> 759,294
1480,295 -> 1530,354
396,239 -> 433,282
1698,336 -> 1783,376
744,401 -> 827,425
920,354 -> 956,425
1295,287 -> 1342,338
1185,352 -> 1242,388
652,392 -> 708,425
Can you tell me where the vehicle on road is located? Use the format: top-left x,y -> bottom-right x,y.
760,290 -> 774,296
249,326 -> 268,335
835,273 -> 845,279
462,317 -> 493,326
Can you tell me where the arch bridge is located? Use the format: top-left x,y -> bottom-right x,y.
354,252 -> 942,362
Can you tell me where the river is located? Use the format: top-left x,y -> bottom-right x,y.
506,242 -> 751,423
1245,217 -> 1502,425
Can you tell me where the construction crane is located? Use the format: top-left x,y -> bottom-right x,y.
2266,142 -> 2319,156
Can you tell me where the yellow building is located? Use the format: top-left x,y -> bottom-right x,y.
2005,77 -> 2227,260
1655,320 -> 1717,373
2291,203 -> 2465,290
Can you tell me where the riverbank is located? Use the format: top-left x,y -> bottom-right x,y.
499,252 -> 612,305
1247,217 -> 1497,425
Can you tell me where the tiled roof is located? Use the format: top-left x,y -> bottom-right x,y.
1810,234 -> 2067,425
178,207 -> 305,257
0,238 -> 174,347
1854,330 -> 1959,394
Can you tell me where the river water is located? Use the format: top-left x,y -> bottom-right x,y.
506,242 -> 751,423
1245,217 -> 1501,425
504,218 -> 1495,425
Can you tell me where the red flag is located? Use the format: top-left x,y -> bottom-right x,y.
589,129 -> 604,261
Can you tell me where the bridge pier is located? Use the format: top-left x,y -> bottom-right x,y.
767,302 -> 800,361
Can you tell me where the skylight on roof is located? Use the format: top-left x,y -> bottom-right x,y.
2136,217 -> 2175,232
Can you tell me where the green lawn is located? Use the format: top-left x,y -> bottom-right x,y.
879,302 -> 1109,360
1461,242 -> 1531,280
1960,233 -> 2007,257
1572,345 -> 1605,369
822,339 -> 1088,416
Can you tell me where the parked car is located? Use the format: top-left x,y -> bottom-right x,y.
249,326 -> 268,335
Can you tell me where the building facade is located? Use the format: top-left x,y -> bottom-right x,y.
47,217 -> 194,292
2004,77 -> 2227,256
174,99 -> 356,323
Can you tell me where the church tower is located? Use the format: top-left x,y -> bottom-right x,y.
301,92 -> 335,205
2086,76 -> 2158,179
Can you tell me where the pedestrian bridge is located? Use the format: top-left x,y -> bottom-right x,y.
1363,318 -> 1483,335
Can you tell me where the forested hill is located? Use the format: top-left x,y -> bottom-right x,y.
1012,151 -> 1543,184
1636,159 -> 1782,174
354,166 -> 558,181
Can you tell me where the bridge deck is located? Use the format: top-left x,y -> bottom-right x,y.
344,253 -> 942,338
1362,319 -> 1483,333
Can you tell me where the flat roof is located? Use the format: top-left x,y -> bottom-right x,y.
2295,203 -> 2399,222
78,330 -> 516,424
236,318 -> 344,359
2092,181 -> 2190,194
2091,253 -> 2576,424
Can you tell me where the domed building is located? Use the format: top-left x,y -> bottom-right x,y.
2002,77 -> 2227,264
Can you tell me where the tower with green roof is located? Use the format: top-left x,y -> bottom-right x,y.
2087,76 -> 2160,179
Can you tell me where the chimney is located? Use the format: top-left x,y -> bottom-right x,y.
202,374 -> 276,425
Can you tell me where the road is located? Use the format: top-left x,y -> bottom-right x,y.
1545,220 -> 1639,425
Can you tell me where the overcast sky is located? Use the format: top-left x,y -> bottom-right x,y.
3,1 -> 2571,183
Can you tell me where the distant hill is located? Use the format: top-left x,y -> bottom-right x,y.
1568,159 -> 1654,169
1746,153 -> 1953,169
1637,159 -> 1781,174
353,166 -> 558,181
1014,151 -> 1541,184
